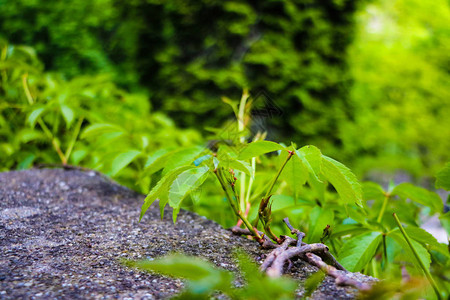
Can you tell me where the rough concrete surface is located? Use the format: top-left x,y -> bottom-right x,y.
0,169 -> 376,299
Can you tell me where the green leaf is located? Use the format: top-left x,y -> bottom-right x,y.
60,104 -> 74,127
220,156 -> 253,178
389,230 -> 431,275
234,250 -> 297,300
133,254 -> 224,281
392,183 -> 443,213
435,162 -> 450,191
331,224 -> 370,239
110,150 -> 141,176
281,153 -> 308,199
238,141 -> 286,160
139,165 -> 195,222
27,107 -> 45,127
362,181 -> 385,202
403,226 -> 441,248
169,166 -> 210,222
133,255 -> 233,296
294,146 -> 322,189
81,123 -> 124,139
306,206 -> 334,243
321,155 -> 363,207
162,146 -> 204,175
304,271 -> 325,298
338,231 -> 382,272
144,149 -> 170,168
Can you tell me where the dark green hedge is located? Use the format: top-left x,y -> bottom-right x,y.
0,0 -> 364,147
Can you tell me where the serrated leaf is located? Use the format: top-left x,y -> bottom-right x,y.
238,141 -> 286,160
403,227 -> 441,248
60,104 -> 74,127
162,146 -> 204,175
110,150 -> 141,176
281,153 -> 308,199
169,166 -> 210,221
225,159 -> 253,178
435,162 -> 450,191
321,155 -> 362,207
389,230 -> 431,275
27,107 -> 45,127
392,183 -> 443,213
362,181 -> 385,202
81,123 -> 124,139
294,146 -> 322,184
338,231 -> 382,272
139,165 -> 195,221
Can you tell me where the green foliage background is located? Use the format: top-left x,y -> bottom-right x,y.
1,0 -> 448,178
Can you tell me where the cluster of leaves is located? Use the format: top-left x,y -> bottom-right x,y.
0,0 -> 364,152
0,40 -> 201,191
2,0 -> 448,177
137,95 -> 450,298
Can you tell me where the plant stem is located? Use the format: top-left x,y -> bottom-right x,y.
393,213 -> 442,300
255,150 -> 294,243
244,157 -> 256,211
214,168 -> 261,240
238,90 -> 249,213
64,117 -> 84,163
376,194 -> 390,223
382,233 -> 387,271
263,151 -> 294,201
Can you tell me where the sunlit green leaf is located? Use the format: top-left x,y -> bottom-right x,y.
238,141 -> 286,160
133,254 -> 223,281
139,165 -> 195,222
81,123 -> 124,139
169,166 -> 210,221
322,155 -> 363,207
389,230 -> 431,275
162,146 -> 204,175
281,152 -> 308,199
435,162 -> 450,191
27,107 -> 45,127
338,231 -> 382,272
60,104 -> 74,127
392,183 -> 443,213
362,181 -> 385,202
110,150 -> 141,176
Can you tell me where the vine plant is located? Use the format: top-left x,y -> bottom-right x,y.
138,94 -> 370,291
137,95 -> 448,299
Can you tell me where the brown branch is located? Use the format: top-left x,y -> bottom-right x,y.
305,253 -> 370,291
230,226 -> 278,249
283,217 -> 305,247
260,236 -> 295,272
230,217 -> 371,293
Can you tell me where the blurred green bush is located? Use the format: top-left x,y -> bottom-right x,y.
340,0 -> 450,176
1,0 -> 449,177
0,40 -> 201,192
0,0 -> 362,146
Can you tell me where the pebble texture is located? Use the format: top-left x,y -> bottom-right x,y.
0,168 -> 376,299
